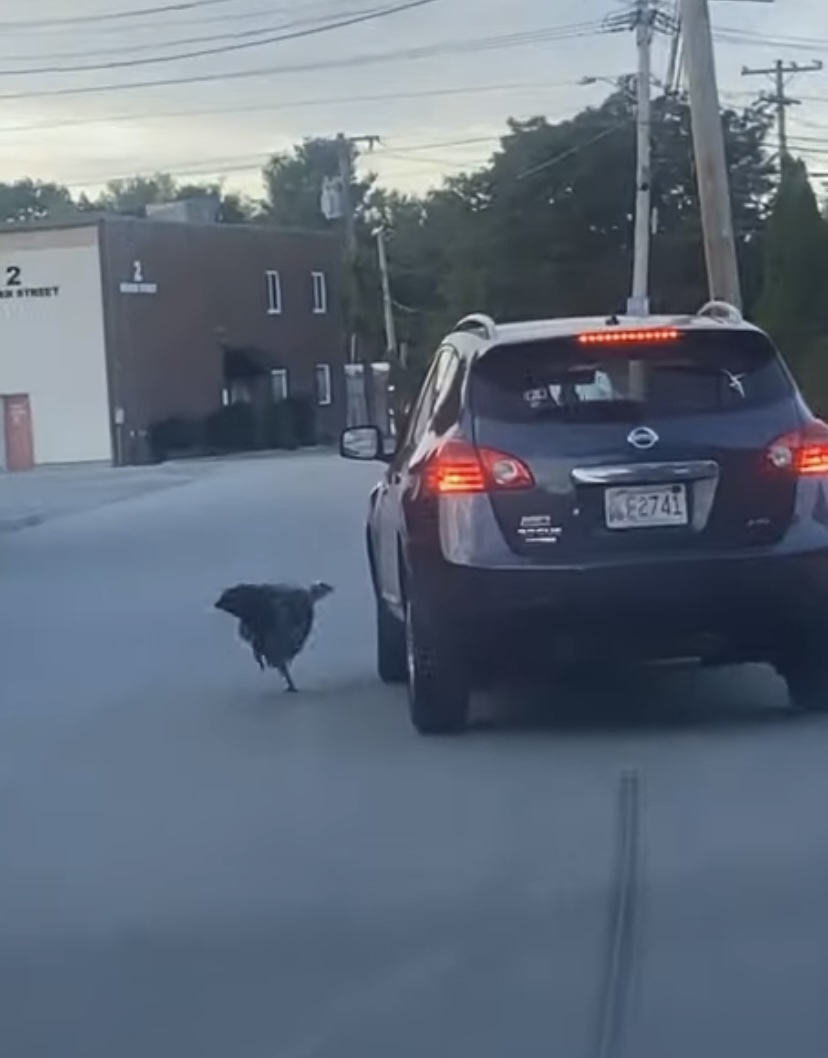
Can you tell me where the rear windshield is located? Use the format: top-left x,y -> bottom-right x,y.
471,331 -> 792,424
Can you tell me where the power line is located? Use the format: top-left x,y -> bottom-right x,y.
715,26 -> 828,53
377,150 -> 489,168
0,6 -> 381,63
0,21 -> 604,100
0,80 -> 574,136
0,0 -> 440,77
0,79 -> 574,136
52,136 -> 500,188
4,1 -> 349,38
375,135 -> 498,153
0,0 -> 244,31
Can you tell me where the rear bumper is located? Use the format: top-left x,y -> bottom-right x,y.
413,545 -> 828,670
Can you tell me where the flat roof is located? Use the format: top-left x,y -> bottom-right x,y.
0,213 -> 338,239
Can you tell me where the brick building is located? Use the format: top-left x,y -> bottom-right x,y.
0,213 -> 345,470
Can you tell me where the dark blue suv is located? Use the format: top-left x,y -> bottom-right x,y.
342,303 -> 828,735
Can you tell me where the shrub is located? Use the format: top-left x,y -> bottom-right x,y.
147,416 -> 204,462
204,403 -> 257,451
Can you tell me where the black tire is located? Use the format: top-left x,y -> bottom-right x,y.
405,601 -> 470,736
782,655 -> 828,714
376,597 -> 407,684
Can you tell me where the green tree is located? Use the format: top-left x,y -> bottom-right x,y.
368,87 -> 773,382
91,173 -> 257,221
755,156 -> 828,379
0,179 -> 78,223
431,88 -> 773,324
261,137 -> 373,230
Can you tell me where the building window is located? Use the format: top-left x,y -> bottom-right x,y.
271,368 -> 289,402
315,363 -> 332,407
311,271 -> 328,314
229,381 -> 253,404
266,270 -> 282,315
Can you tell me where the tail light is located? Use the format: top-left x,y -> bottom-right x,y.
422,439 -> 534,495
767,419 -> 828,475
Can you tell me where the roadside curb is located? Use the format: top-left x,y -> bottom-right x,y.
164,445 -> 334,468
0,447 -> 337,535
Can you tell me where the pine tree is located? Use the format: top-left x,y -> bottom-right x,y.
756,158 -> 828,379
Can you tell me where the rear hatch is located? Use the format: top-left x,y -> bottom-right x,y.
469,326 -> 801,561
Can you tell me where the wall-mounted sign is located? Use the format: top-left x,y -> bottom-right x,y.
0,264 -> 60,300
119,260 -> 157,295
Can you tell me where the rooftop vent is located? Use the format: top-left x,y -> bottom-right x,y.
146,196 -> 220,224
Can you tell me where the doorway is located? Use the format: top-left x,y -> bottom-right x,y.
2,394 -> 34,471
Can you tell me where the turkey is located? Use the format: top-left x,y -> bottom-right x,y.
214,581 -> 334,692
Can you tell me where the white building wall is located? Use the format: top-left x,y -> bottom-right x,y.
0,225 -> 111,465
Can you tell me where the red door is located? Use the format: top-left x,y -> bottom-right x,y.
3,394 -> 34,471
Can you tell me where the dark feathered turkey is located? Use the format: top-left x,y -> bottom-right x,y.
214,581 -> 334,691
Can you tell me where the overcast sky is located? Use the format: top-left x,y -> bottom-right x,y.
0,0 -> 826,199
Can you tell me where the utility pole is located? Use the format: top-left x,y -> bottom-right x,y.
679,0 -> 742,309
374,227 -> 397,362
631,0 -> 655,316
741,59 -> 823,159
334,132 -> 380,364
605,0 -> 673,316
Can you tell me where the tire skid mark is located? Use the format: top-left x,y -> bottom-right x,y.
589,770 -> 643,1058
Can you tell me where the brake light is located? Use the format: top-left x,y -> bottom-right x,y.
767,420 -> 828,475
577,328 -> 681,346
422,440 -> 534,495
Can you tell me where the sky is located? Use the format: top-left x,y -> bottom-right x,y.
0,0 -> 827,200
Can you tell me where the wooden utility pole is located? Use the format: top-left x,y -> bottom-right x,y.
679,0 -> 742,309
334,132 -> 380,365
630,0 -> 656,316
741,59 -> 823,159
374,227 -> 397,362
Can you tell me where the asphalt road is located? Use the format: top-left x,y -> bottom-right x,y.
2,453 -> 828,1058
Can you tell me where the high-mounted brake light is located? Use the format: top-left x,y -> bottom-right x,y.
422,439 -> 534,495
577,328 -> 682,346
767,420 -> 828,476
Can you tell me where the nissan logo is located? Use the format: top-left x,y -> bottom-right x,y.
627,426 -> 659,450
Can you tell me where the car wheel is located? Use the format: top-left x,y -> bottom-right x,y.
405,600 -> 470,735
782,654 -> 828,714
376,597 -> 407,684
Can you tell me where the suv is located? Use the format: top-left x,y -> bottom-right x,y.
341,303 -> 828,735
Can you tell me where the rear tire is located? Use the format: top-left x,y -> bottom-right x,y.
405,601 -> 470,736
377,597 -> 407,684
782,653 -> 828,714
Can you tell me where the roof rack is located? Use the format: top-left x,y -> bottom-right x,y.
453,313 -> 497,341
696,300 -> 744,325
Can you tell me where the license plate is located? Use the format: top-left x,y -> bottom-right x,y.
604,484 -> 688,530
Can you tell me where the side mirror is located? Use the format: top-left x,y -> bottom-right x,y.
340,425 -> 386,462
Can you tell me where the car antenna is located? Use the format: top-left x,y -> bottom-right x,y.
606,313 -> 621,326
